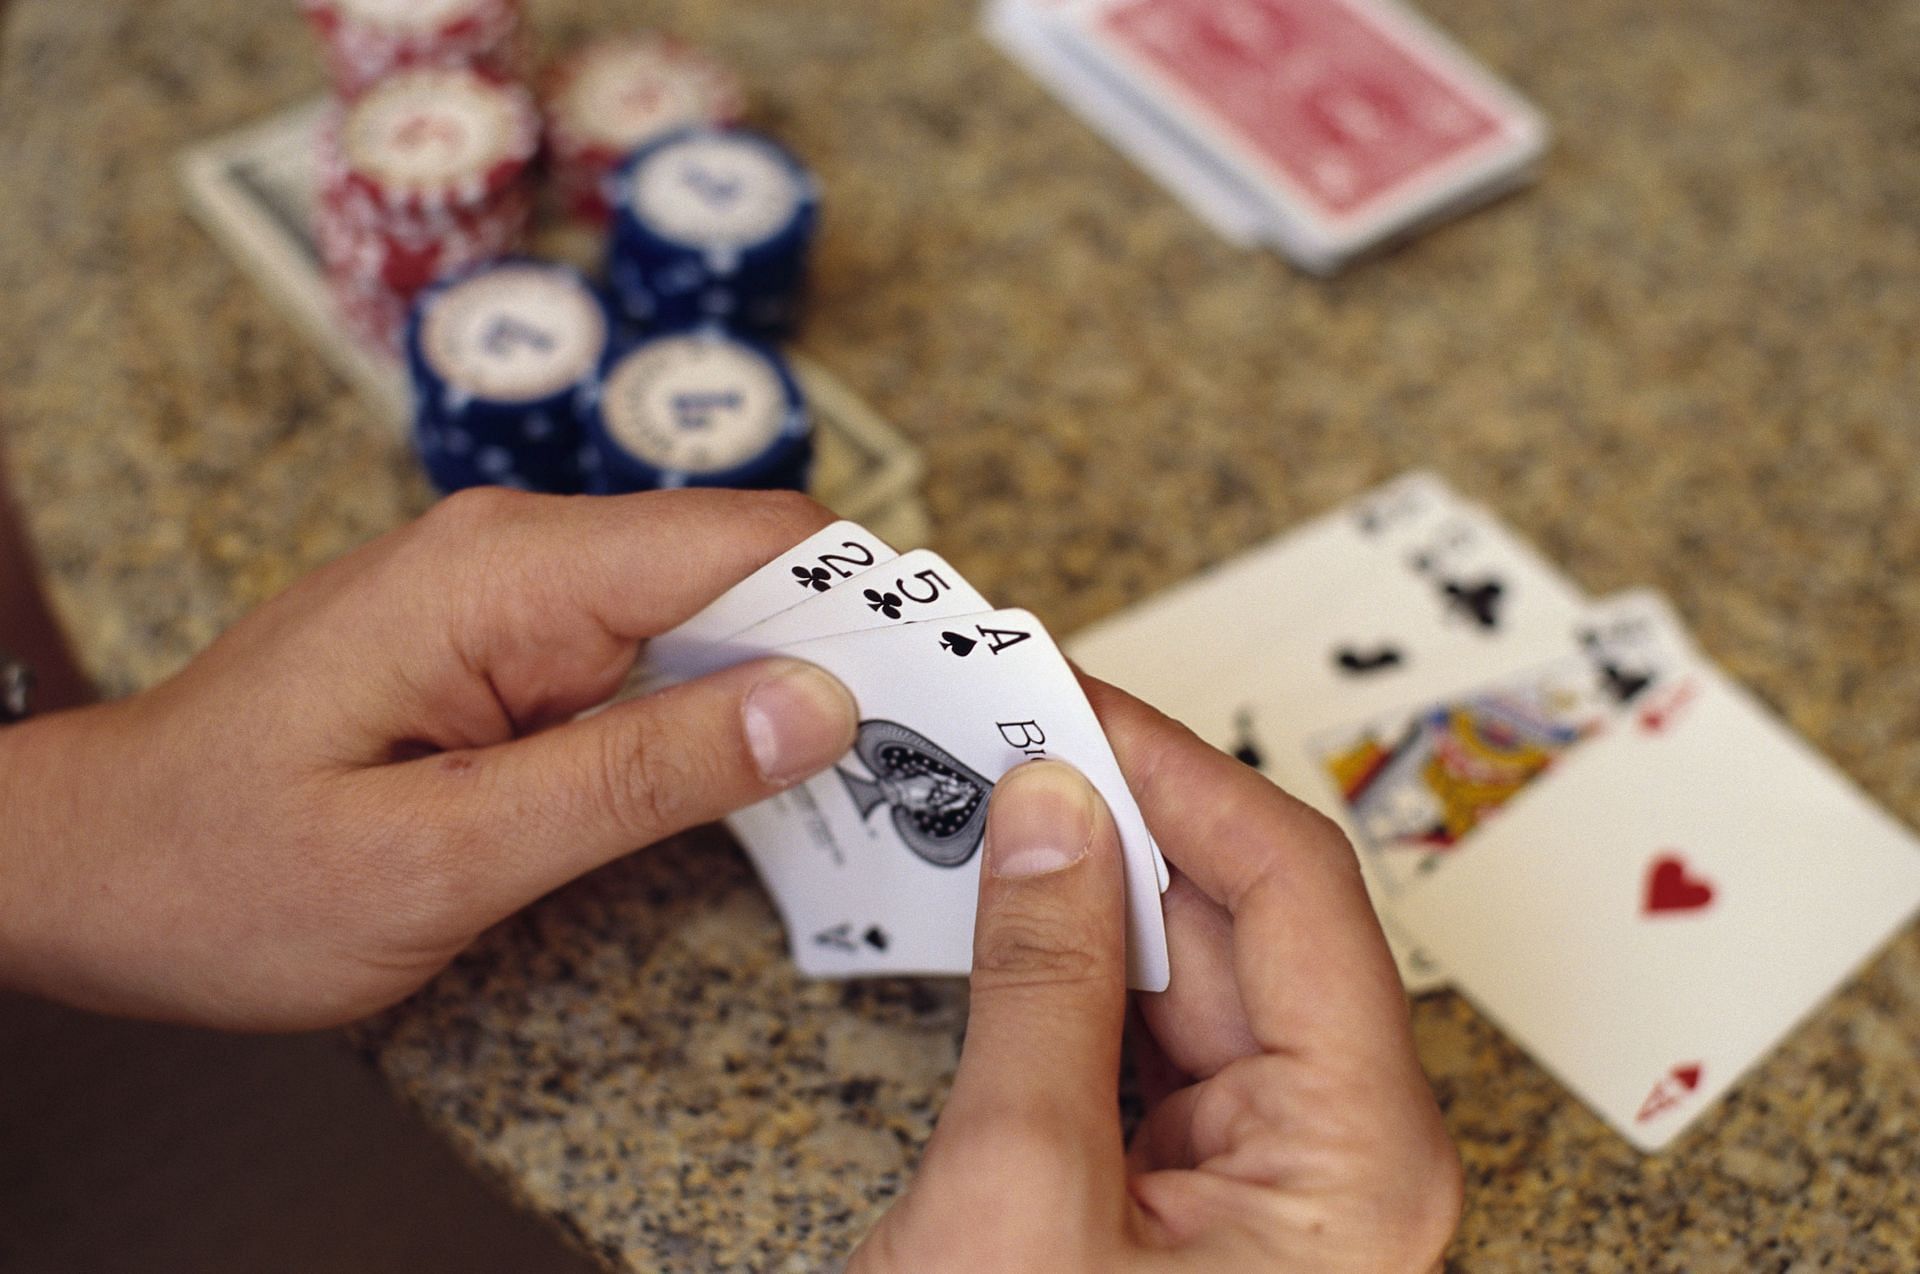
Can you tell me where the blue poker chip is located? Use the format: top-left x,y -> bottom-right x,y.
580,327 -> 813,494
405,258 -> 614,495
608,126 -> 819,336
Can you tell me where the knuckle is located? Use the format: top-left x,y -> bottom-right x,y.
748,487 -> 836,536
422,484 -> 529,538
971,911 -> 1105,993
594,707 -> 705,843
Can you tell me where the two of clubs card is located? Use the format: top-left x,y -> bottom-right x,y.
646,522 -> 1172,992
1069,473 -> 1920,1151
985,0 -> 1547,272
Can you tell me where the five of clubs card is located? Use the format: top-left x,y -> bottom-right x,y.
649,475 -> 1920,1152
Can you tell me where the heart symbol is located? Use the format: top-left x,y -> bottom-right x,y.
1644,853 -> 1714,915
939,631 -> 976,657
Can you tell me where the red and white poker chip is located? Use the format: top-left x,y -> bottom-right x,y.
327,67 -> 539,223
302,0 -> 521,97
543,33 -> 745,223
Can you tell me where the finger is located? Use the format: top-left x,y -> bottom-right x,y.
360,657 -> 857,916
1080,674 -> 1416,1077
930,761 -> 1130,1179
422,487 -> 838,725
1141,872 -> 1259,1078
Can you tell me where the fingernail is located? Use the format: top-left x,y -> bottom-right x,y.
743,661 -> 858,784
988,760 -> 1096,879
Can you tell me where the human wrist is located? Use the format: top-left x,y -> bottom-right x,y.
0,700 -> 133,1003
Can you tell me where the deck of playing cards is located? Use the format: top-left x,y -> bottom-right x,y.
986,0 -> 1548,272
1069,474 -> 1920,1151
645,523 -> 1172,992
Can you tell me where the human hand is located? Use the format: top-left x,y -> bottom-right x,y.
851,682 -> 1461,1272
0,489 -> 858,1030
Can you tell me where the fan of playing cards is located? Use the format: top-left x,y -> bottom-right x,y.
1070,473 -> 1920,1152
642,522 -> 1174,993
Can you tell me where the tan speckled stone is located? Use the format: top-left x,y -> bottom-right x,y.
4,0 -> 1919,1269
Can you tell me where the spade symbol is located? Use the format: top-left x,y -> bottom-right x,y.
1601,661 -> 1654,704
837,720 -> 994,867
862,926 -> 890,952
939,631 -> 977,657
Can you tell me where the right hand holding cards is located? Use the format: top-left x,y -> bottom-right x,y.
649,521 -> 1172,990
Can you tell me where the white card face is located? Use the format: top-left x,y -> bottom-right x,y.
644,521 -> 897,684
728,550 -> 991,651
726,610 -> 1172,992
1296,590 -> 1697,900
1393,660 -> 1920,1151
1067,473 -> 1589,991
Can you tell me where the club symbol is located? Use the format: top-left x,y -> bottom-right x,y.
1442,577 -> 1505,630
1230,709 -> 1264,770
1335,643 -> 1405,676
939,631 -> 976,657
814,923 -> 857,953
864,588 -> 903,619
862,926 -> 890,952
793,565 -> 833,592
837,720 -> 993,867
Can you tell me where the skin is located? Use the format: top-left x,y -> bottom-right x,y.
851,691 -> 1462,1273
0,477 -> 1460,1266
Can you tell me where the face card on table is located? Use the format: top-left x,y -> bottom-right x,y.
1392,659 -> 1920,1151
1302,590 -> 1695,899
644,520 -> 897,685
726,610 -> 1172,992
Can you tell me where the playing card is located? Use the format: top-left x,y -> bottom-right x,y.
984,0 -> 1275,246
726,549 -> 992,651
644,520 -> 897,684
1301,590 -> 1694,899
1392,650 -> 1920,1151
727,610 -> 1172,991
1068,473 -> 1588,989
1041,0 -> 1548,271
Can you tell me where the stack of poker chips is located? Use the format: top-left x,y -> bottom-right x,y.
607,127 -> 820,338
581,327 -> 813,496
542,34 -> 746,226
405,259 -> 612,494
301,0 -> 523,98
316,67 -> 539,354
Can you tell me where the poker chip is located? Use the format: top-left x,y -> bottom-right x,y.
328,67 -> 540,225
544,33 -> 746,225
301,0 -> 522,97
608,127 -> 819,336
314,69 -> 537,354
581,327 -> 813,494
405,259 -> 613,494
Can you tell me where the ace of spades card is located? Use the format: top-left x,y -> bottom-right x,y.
725,610 -> 1172,991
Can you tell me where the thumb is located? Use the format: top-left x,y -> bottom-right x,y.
363,657 -> 859,921
936,760 -> 1130,1164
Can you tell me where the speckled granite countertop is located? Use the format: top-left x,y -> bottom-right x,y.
5,0 -> 1919,1268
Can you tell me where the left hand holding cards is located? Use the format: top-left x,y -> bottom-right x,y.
0,488 -> 858,1029
851,680 -> 1460,1272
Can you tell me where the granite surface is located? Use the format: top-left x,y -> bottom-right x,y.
4,0 -> 1920,1269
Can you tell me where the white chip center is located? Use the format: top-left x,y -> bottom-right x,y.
601,337 -> 787,474
564,44 -> 727,149
630,134 -> 801,249
347,73 -> 520,187
422,266 -> 606,403
336,0 -> 476,29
